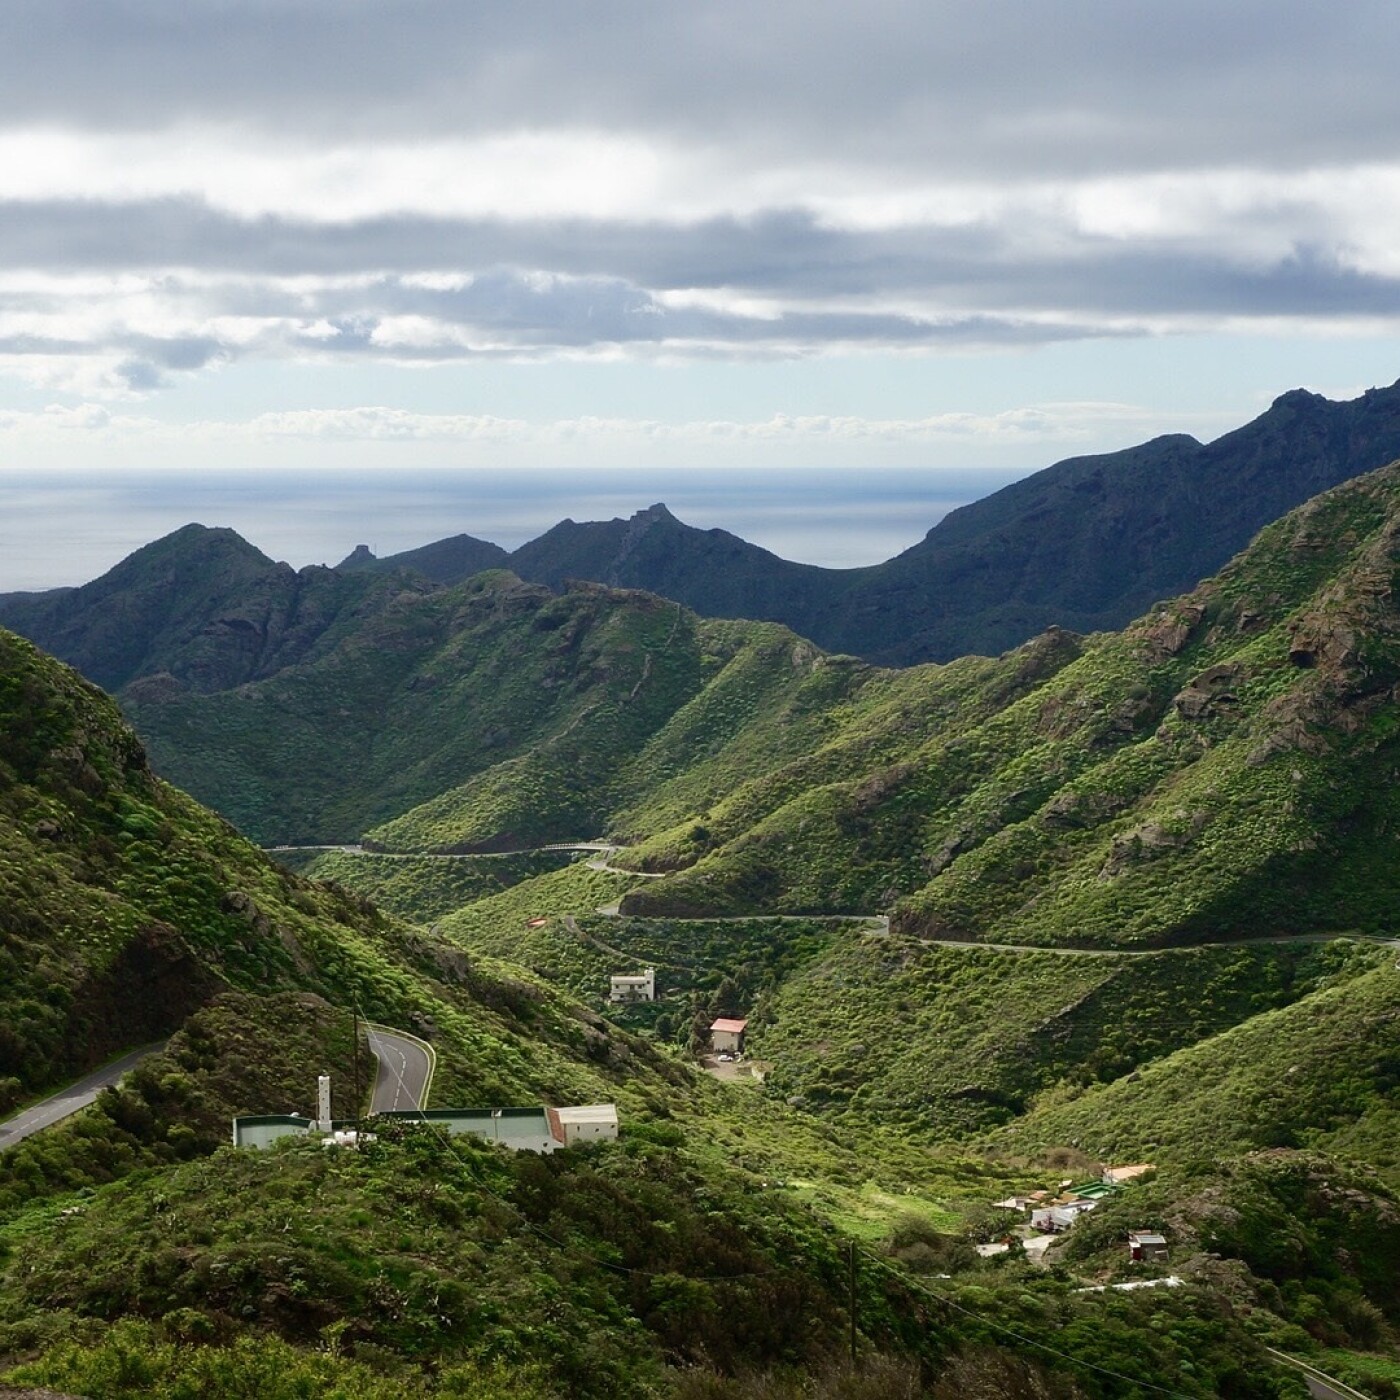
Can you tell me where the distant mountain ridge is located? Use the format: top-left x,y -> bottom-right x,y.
93,456 -> 1400,961
0,523 -> 420,695
5,382 -> 1400,690
331,379 -> 1400,663
337,531 -> 508,584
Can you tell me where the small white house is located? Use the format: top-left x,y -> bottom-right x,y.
547,1103 -> 620,1146
710,1017 -> 748,1055
1031,1199 -> 1098,1233
610,969 -> 656,1002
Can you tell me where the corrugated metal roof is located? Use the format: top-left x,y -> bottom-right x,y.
554,1103 -> 619,1125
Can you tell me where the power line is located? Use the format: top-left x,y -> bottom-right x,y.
858,1246 -> 1199,1399
359,1023 -> 1204,1389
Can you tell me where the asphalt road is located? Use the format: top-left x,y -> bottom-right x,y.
0,1041 -> 168,1152
365,1026 -> 434,1115
1265,1348 -> 1372,1400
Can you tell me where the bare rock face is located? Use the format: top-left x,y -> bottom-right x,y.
1099,812 -> 1207,878
1142,602 -> 1207,658
1287,616 -> 1359,671
1040,790 -> 1129,831
1247,695 -> 1333,766
222,889 -> 272,936
1173,687 -> 1214,720
1172,662 -> 1243,720
221,889 -> 313,973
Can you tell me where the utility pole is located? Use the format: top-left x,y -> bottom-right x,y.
848,1238 -> 858,1367
352,1005 -> 362,1121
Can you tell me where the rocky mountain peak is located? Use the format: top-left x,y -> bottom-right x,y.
337,544 -> 377,570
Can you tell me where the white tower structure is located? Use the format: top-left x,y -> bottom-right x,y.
317,1074 -> 333,1132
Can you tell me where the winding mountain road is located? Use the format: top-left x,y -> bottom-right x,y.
267,841 -> 627,861
365,1024 -> 435,1115
272,841 -> 1400,961
0,1041 -> 168,1152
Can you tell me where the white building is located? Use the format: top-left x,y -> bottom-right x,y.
547,1103 -> 620,1146
710,1017 -> 748,1054
1031,1199 -> 1098,1233
610,969 -> 656,1002
234,1102 -> 621,1154
1103,1162 -> 1155,1186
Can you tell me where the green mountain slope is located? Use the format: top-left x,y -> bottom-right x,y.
0,621 -> 701,1126
623,458 -> 1400,948
752,934 -> 1388,1141
987,959 -> 1400,1171
4,553 -> 1394,1392
1,623 -> 1059,1397
122,573 -> 885,848
124,574 -> 712,845
77,456 -> 1400,969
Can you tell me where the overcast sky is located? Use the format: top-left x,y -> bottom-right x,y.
4,1 -> 1400,586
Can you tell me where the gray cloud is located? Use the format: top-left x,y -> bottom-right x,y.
2,1 -> 1397,176
3,4 -> 1399,386
6,199 -> 1400,369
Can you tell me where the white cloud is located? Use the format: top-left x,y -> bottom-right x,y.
0,126 -> 676,224
0,401 -> 160,431
5,121 -> 1400,264
0,399 -> 1206,452
1,0 -> 1399,466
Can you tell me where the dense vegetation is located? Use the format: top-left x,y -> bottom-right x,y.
3,1117 -> 1327,1399
989,959 -> 1400,1172
303,849 -> 577,924
0,623 -> 1107,1394
126,576 -> 788,845
13,460 -> 1388,976
754,935 -> 1388,1140
1,1124 -> 867,1398
7,441 -> 1400,1392
619,460 -> 1400,949
0,625 -> 701,1133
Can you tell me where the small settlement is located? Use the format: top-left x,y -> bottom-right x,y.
978,1163 -> 1164,1264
